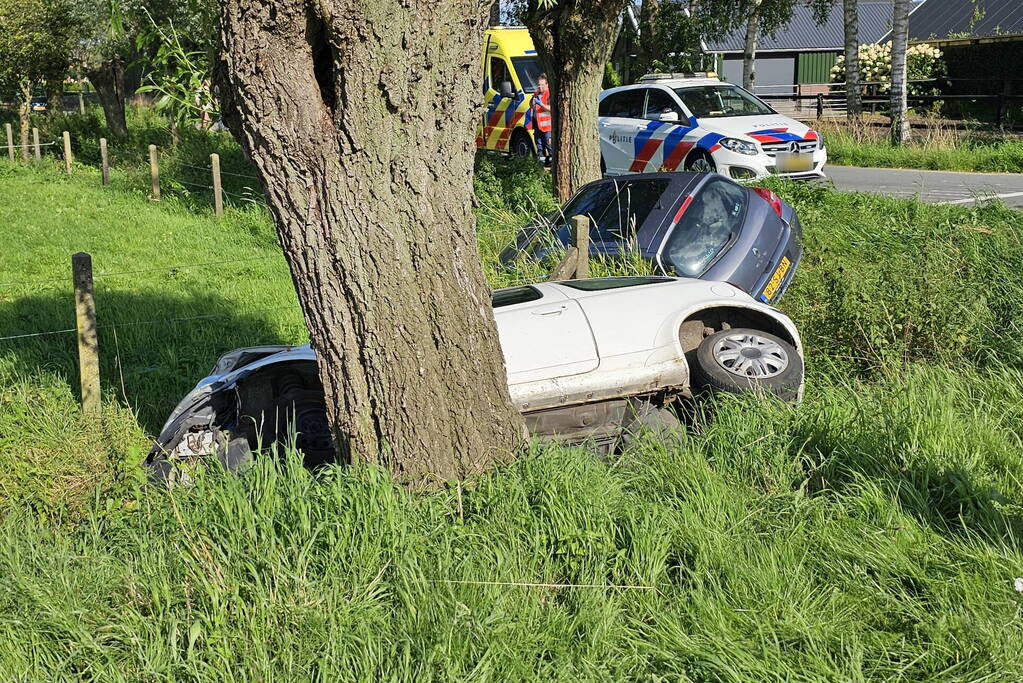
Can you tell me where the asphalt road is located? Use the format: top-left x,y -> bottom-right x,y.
824,165 -> 1023,209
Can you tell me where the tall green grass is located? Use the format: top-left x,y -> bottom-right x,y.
3,139 -> 1023,678
817,119 -> 1023,173
1,366 -> 1020,679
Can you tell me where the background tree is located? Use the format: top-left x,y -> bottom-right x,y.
890,0 -> 911,144
0,0 -> 78,157
522,0 -> 630,201
630,0 -> 711,75
734,0 -> 834,90
216,0 -> 524,482
842,0 -> 862,117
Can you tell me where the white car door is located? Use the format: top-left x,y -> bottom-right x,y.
493,284 -> 599,385
598,89 -> 647,175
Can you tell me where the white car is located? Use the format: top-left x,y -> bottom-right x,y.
598,74 -> 827,180
146,276 -> 804,477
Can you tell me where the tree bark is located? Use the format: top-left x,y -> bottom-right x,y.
525,0 -> 628,202
843,0 -> 862,117
47,82 -> 64,117
742,2 -> 762,91
18,80 -> 32,162
637,0 -> 662,74
86,56 -> 128,138
890,0 -> 911,145
216,0 -> 524,483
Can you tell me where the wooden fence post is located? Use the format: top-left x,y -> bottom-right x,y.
210,153 -> 224,216
72,252 -> 101,416
5,123 -> 13,161
32,128 -> 41,161
63,131 -> 72,174
148,144 -> 160,200
100,138 -> 109,185
816,93 -> 824,119
571,214 -> 590,279
78,90 -> 86,115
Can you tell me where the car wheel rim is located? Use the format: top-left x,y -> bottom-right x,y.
690,156 -> 714,173
712,333 -> 789,378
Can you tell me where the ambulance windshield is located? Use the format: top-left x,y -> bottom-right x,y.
512,57 -> 544,92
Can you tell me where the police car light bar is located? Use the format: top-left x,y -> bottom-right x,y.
638,72 -> 718,82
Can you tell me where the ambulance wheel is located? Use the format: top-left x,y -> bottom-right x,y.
511,131 -> 535,158
685,150 -> 716,174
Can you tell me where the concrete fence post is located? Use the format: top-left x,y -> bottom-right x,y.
62,131 -> 72,174
5,123 -> 13,161
72,252 -> 101,416
211,153 -> 224,216
149,144 -> 160,200
100,138 -> 110,185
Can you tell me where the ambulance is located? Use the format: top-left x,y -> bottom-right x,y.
477,27 -> 545,157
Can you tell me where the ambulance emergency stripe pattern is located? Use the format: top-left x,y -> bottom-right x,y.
477,91 -> 532,151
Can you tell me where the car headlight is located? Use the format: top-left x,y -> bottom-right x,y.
719,137 -> 758,156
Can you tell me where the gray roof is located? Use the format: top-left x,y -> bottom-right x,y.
900,0 -> 1023,40
706,2 -> 894,53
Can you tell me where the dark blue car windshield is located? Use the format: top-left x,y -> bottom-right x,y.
663,178 -> 747,277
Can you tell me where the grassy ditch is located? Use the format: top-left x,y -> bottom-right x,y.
817,118 -> 1023,173
2,149 -> 1023,678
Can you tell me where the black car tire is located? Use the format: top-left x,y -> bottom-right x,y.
511,130 -> 535,158
685,150 -> 716,174
690,328 -> 802,401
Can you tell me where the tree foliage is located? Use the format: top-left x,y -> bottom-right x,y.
0,0 -> 79,100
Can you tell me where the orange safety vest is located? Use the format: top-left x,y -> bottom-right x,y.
531,89 -> 552,133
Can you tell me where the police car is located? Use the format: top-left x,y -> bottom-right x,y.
598,74 -> 827,180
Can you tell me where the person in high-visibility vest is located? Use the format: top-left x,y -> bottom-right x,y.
530,74 -> 552,166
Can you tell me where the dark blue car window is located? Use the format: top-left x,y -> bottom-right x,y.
492,286 -> 542,308
556,178 -> 671,244
663,178 -> 747,277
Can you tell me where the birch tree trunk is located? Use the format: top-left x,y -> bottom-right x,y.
525,0 -> 628,202
843,0 -> 862,117
216,0 -> 524,483
890,0 -> 911,145
742,0 -> 763,91
18,80 -> 32,161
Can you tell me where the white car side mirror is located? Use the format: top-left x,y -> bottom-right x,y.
658,111 -> 680,123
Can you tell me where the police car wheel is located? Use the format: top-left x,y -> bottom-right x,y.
511,131 -> 534,158
686,151 -> 716,174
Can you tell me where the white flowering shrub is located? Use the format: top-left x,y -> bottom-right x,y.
831,42 -> 945,95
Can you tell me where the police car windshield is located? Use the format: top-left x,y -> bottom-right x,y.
512,57 -> 543,93
673,85 -> 774,118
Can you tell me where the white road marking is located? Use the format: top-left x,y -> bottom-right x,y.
939,191 -> 1023,206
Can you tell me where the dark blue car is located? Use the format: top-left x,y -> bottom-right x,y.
500,172 -> 803,304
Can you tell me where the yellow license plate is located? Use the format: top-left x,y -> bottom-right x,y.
775,152 -> 813,173
762,256 -> 791,301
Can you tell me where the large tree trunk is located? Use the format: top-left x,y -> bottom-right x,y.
85,56 -> 128,138
843,0 -> 862,117
742,2 -> 762,91
19,80 -> 32,162
525,0 -> 627,202
890,0 -> 911,145
216,0 -> 524,483
47,82 -> 64,117
637,0 -> 662,74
